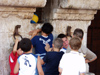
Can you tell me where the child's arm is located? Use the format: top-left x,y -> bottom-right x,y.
37,56 -> 44,75
80,73 -> 85,75
14,60 -> 19,74
13,39 -> 19,55
29,29 -> 41,40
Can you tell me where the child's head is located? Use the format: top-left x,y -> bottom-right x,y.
19,38 -> 32,52
41,23 -> 53,35
73,28 -> 84,40
53,38 -> 63,50
13,41 -> 23,56
17,48 -> 23,56
57,34 -> 68,48
69,37 -> 81,51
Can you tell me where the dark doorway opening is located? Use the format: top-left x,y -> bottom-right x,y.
87,10 -> 100,75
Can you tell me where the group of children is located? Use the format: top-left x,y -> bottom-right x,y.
9,23 -> 97,75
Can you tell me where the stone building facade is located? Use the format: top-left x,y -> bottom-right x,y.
0,0 -> 100,75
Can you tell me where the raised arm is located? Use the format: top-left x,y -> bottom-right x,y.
13,39 -> 19,55
29,29 -> 41,40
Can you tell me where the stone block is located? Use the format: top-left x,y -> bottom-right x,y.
0,0 -> 47,7
0,7 -> 36,12
53,13 -> 94,21
56,9 -> 97,14
60,0 -> 100,9
52,20 -> 91,34
0,12 -> 33,19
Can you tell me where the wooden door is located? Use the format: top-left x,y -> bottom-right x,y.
87,10 -> 100,75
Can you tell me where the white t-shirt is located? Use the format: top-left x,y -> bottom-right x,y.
59,51 -> 86,75
18,53 -> 38,75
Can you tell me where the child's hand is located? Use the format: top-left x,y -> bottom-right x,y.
29,30 -> 36,36
45,43 -> 51,52
29,29 -> 41,36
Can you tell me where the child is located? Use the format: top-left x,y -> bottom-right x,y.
29,23 -> 53,72
67,28 -> 97,72
9,39 -> 23,75
59,37 -> 86,75
57,34 -> 69,53
38,38 -> 64,75
30,23 -> 53,58
14,38 -> 41,75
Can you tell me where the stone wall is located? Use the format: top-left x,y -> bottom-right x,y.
0,6 -> 43,75
42,0 -> 98,46
0,0 -> 47,74
0,0 -> 100,75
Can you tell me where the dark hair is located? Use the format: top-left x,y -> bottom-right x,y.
53,38 -> 63,49
19,38 -> 32,52
41,23 -> 53,34
69,37 -> 81,50
73,28 -> 84,39
57,34 -> 66,39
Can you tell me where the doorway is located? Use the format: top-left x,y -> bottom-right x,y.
87,10 -> 100,75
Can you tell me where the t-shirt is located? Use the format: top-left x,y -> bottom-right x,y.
31,33 -> 53,58
9,51 -> 18,75
60,47 -> 67,53
18,53 -> 38,75
59,51 -> 86,75
43,51 -> 64,75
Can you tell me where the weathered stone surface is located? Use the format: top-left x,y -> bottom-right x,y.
0,7 -> 36,12
51,20 -> 91,46
60,0 -> 100,9
0,15 -> 43,74
0,12 -> 33,19
53,13 -> 94,21
52,20 -> 91,34
0,0 -> 47,7
56,9 -> 97,14
0,7 -> 36,19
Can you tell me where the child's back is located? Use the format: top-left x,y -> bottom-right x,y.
40,38 -> 64,75
18,53 -> 37,75
59,51 -> 85,75
43,51 -> 64,75
14,38 -> 38,75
